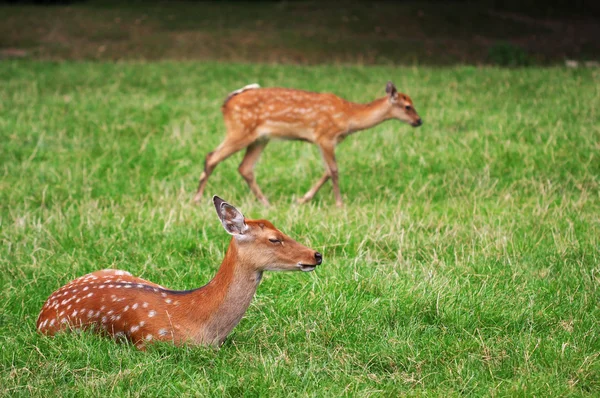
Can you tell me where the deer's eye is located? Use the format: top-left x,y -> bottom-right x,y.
405,105 -> 412,110
269,238 -> 282,244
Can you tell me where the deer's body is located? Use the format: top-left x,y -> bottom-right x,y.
37,197 -> 322,349
223,88 -> 387,143
194,82 -> 422,207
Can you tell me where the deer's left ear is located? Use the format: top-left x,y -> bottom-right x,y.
213,196 -> 248,236
385,81 -> 398,103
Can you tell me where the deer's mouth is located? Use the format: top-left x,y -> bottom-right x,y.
411,118 -> 423,127
298,263 -> 318,272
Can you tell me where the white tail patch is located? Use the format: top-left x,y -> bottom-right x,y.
223,83 -> 260,105
230,83 -> 260,96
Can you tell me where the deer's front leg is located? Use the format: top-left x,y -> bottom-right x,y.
298,172 -> 330,204
238,139 -> 270,207
300,141 -> 342,207
320,143 -> 343,207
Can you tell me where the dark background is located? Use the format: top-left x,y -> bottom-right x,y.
2,0 -> 600,16
1,0 -> 599,64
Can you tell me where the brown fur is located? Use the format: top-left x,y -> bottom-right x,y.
194,82 -> 422,207
37,198 -> 322,350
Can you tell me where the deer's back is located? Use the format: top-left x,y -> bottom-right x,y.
222,88 -> 352,140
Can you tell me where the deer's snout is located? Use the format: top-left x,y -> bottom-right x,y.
297,250 -> 323,272
315,252 -> 322,265
412,118 -> 423,127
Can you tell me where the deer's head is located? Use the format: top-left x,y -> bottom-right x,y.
213,196 -> 322,272
386,81 -> 422,127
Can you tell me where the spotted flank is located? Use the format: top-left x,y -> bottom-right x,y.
36,269 -> 178,349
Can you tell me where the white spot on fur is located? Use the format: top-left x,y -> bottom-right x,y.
158,328 -> 169,337
148,310 -> 156,318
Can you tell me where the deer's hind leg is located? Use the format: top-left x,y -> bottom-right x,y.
238,139 -> 270,206
193,131 -> 257,203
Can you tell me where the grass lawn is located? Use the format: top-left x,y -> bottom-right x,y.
1,60 -> 599,396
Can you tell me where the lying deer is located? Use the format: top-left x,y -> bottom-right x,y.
193,81 -> 422,207
37,196 -> 322,349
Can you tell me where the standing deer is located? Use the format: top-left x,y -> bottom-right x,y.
37,196 -> 322,350
193,81 -> 422,207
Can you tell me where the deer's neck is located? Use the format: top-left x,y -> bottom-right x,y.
346,97 -> 392,133
186,239 -> 262,346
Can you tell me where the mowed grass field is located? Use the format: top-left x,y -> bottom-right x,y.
1,61 -> 599,396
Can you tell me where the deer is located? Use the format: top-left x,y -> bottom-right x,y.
193,81 -> 422,207
36,196 -> 323,350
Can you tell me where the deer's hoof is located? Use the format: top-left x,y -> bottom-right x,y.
192,193 -> 203,204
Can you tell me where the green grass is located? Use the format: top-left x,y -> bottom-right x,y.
1,61 -> 599,396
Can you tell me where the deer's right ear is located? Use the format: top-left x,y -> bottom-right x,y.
385,81 -> 398,102
213,196 -> 248,236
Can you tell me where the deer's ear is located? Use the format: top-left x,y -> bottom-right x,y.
386,81 -> 398,102
213,196 -> 248,235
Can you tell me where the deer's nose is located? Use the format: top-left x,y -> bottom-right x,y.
413,118 -> 423,127
314,252 -> 322,265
